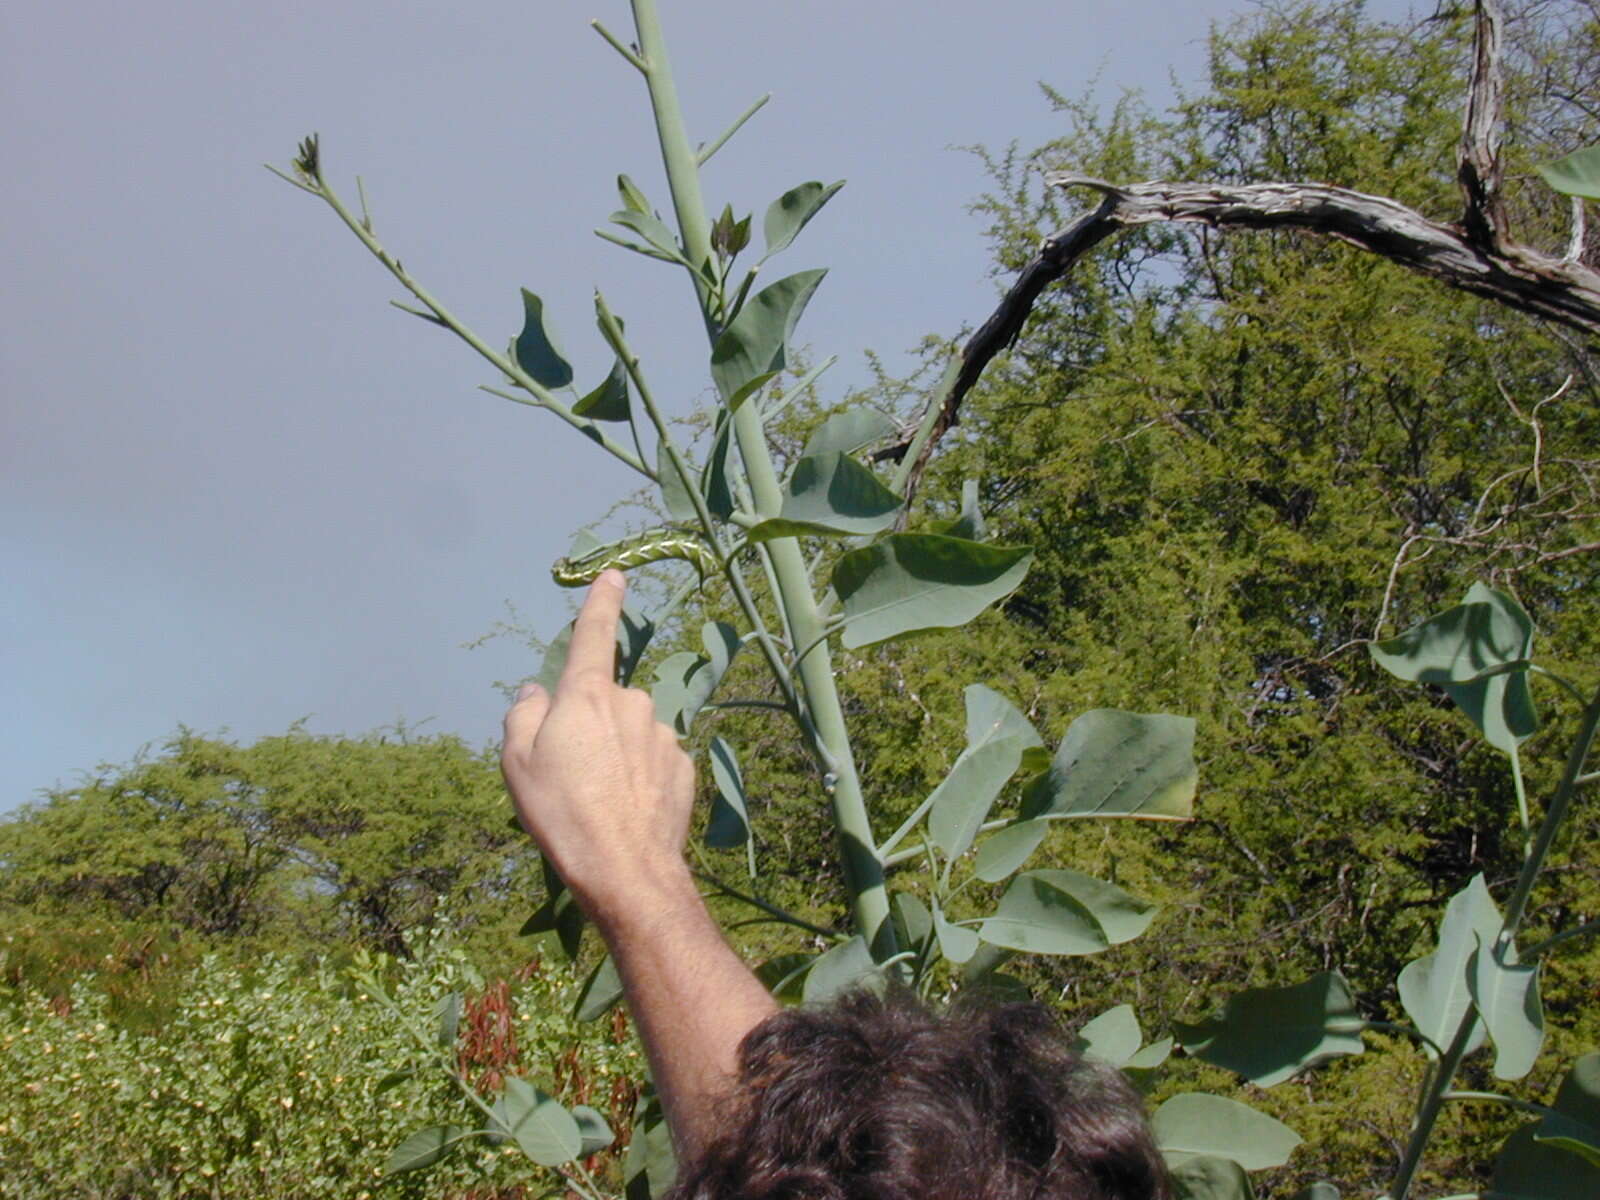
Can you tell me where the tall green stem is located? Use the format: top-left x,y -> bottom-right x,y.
626,0 -> 894,953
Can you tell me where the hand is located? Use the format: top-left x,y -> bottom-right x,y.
501,570 -> 696,926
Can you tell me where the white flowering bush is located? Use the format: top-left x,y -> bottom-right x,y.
0,927 -> 639,1198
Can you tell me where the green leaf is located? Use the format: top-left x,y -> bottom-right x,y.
650,651 -> 703,733
1538,144 -> 1600,200
608,209 -> 689,265
703,411 -> 736,520
1074,1004 -> 1144,1067
572,1105 -> 616,1156
892,891 -> 933,951
973,819 -> 1047,883
763,180 -> 845,258
1534,1113 -> 1600,1170
1168,1155 -> 1257,1200
574,952 -> 624,1022
980,868 -> 1151,955
1174,972 -> 1365,1087
513,290 -> 575,389
705,737 -> 751,848
802,405 -> 899,459
1021,709 -> 1197,822
1534,1054 -> 1600,1167
652,438 -> 697,524
711,203 -> 752,258
1128,1038 -> 1174,1071
616,174 -> 651,216
1152,1093 -> 1302,1171
1397,874 -> 1498,1058
1370,582 -> 1537,753
574,357 -> 629,421
676,624 -> 744,737
435,991 -> 461,1047
929,478 -> 987,541
803,935 -> 877,1003
385,1125 -> 472,1175
832,534 -> 1033,649
748,452 -> 904,541
927,685 -> 1043,860
624,1092 -> 677,1200
1469,932 -> 1544,1080
518,857 -> 586,960
932,899 -> 979,964
1493,1123 -> 1600,1197
373,1069 -> 416,1096
755,953 -> 814,1004
493,1077 -> 583,1166
710,269 -> 827,406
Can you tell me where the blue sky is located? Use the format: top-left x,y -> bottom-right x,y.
2,1 -> 1422,811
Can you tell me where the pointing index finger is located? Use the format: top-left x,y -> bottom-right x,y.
562,568 -> 627,684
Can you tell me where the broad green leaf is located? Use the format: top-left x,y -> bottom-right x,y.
748,452 -> 903,541
832,534 -> 1033,649
1128,1037 -> 1174,1071
494,1076 -> 583,1166
1534,1054 -> 1600,1167
763,180 -> 845,258
575,357 -> 629,421
1152,1093 -> 1302,1171
802,405 -> 899,459
435,991 -> 461,1047
710,269 -> 827,405
373,1069 -> 416,1096
519,858 -> 585,960
705,737 -> 751,848
1534,1113 -> 1600,1169
650,651 -> 703,732
1493,1123 -> 1600,1197
927,686 -> 1043,860
513,290 -> 574,389
755,952 -> 814,1004
979,868 -> 1153,956
574,952 -> 624,1022
624,1092 -> 677,1200
1021,710 -> 1197,822
1469,932 -> 1544,1080
1397,874 -> 1498,1057
608,209 -> 689,265
933,899 -> 979,964
1174,972 -> 1364,1087
929,477 -> 987,541
385,1125 -> 472,1175
892,891 -> 933,950
1074,1004 -> 1143,1067
678,624 -> 744,736
803,935 -> 877,1003
1168,1155 -> 1256,1200
1371,582 -> 1537,753
656,443 -> 697,527
572,1105 -> 616,1156
703,411 -> 736,520
1538,144 -> 1600,200
973,819 -> 1047,883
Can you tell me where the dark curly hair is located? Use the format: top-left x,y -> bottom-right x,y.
664,988 -> 1170,1200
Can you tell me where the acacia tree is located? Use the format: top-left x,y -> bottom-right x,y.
274,1 -> 1599,1196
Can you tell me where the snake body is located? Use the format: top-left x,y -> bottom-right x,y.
551,528 -> 720,587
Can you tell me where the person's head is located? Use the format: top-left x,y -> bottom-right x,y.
665,987 -> 1169,1200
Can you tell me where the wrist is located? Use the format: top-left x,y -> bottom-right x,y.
577,856 -> 704,943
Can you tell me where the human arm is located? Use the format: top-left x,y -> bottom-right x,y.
500,570 -> 778,1159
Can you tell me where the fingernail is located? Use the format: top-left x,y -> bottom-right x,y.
597,568 -> 626,590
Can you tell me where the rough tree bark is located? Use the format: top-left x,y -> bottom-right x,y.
883,0 -> 1600,505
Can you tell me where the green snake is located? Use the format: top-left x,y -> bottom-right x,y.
551,528 -> 721,588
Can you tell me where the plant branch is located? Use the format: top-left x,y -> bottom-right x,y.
697,94 -> 770,166
272,148 -> 651,477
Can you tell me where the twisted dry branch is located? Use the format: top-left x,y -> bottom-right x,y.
880,0 -> 1600,505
